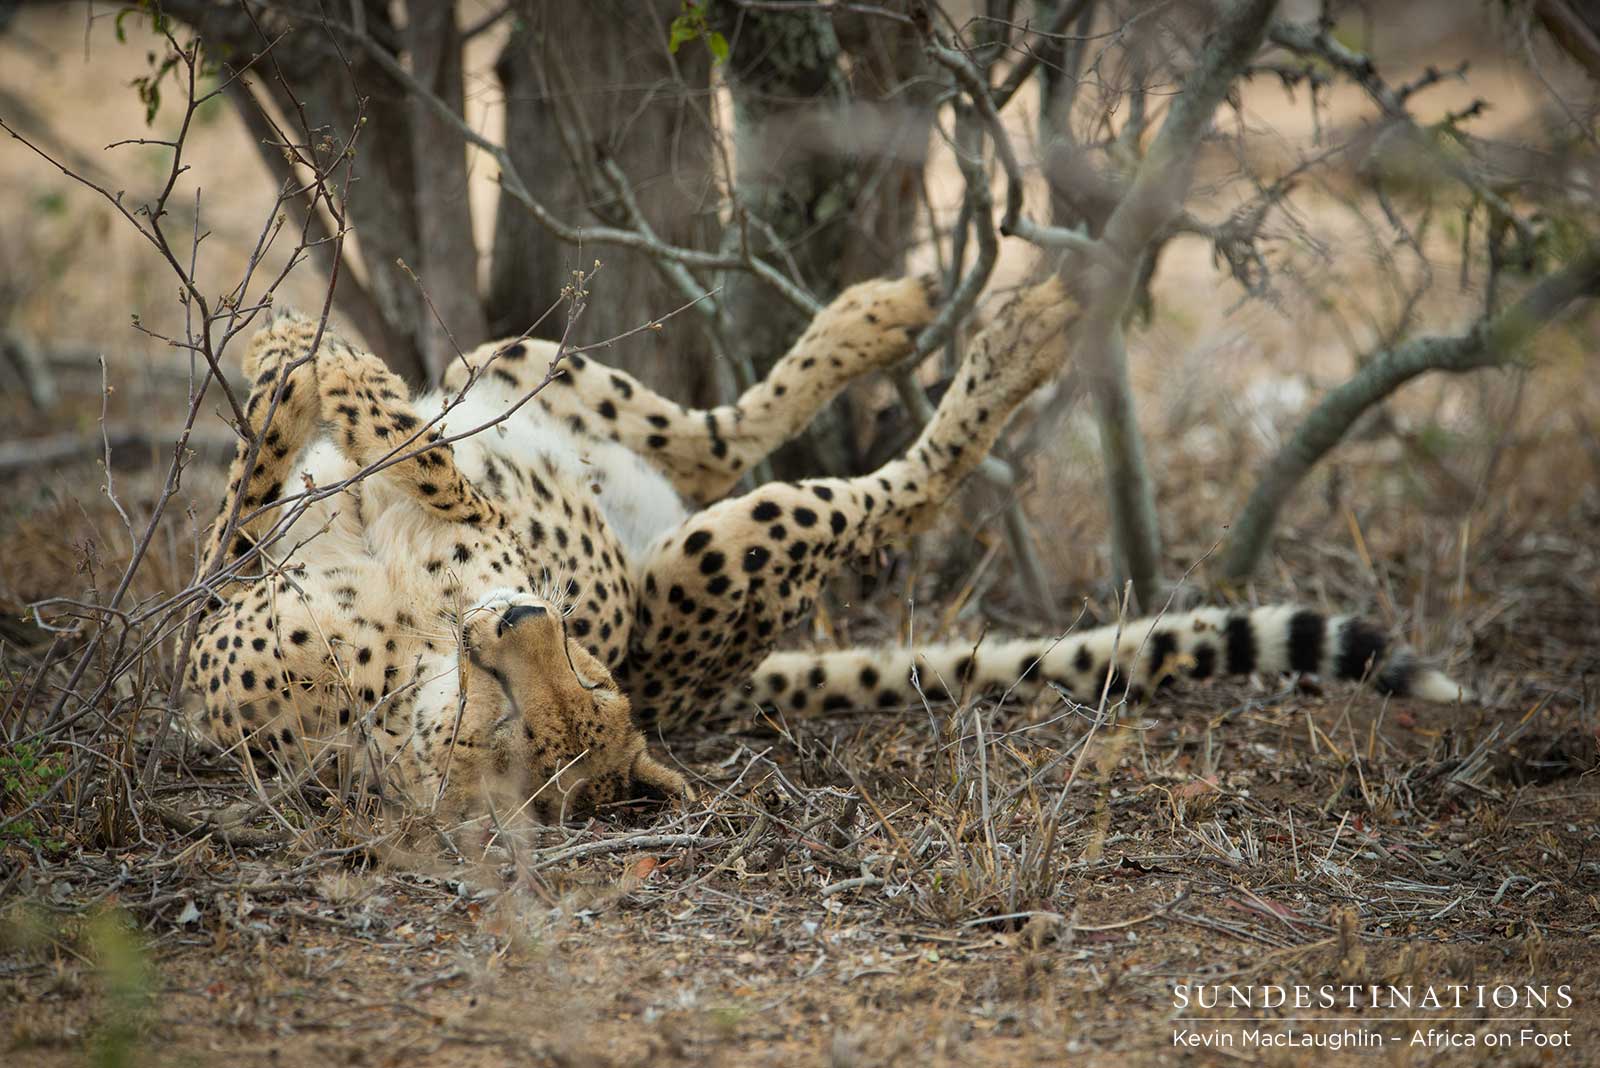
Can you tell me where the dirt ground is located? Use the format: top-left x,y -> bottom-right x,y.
3,663 -> 1597,1067
3,4 -> 1600,1067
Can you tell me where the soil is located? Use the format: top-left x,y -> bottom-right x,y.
3,669 -> 1597,1067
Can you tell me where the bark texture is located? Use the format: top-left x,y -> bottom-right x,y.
488,1 -> 721,404
405,0 -> 487,376
711,3 -> 933,476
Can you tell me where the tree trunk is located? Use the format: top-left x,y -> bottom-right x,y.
712,3 -> 932,477
405,1 -> 487,378
1053,0 -> 1279,609
487,1 -> 722,406
715,5 -> 854,364
161,0 -> 434,384
832,7 -> 935,284
279,23 -> 431,384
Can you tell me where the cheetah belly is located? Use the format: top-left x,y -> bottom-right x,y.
410,388 -> 690,560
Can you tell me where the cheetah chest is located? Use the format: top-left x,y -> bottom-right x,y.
425,392 -> 691,667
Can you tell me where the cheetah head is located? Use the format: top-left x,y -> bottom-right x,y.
446,590 -> 689,823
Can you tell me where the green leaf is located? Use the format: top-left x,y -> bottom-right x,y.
668,16 -> 697,55
707,31 -> 729,64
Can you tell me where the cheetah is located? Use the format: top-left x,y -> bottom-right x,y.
187,275 -> 1470,825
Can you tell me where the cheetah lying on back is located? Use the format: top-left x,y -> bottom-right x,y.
188,276 -> 1470,824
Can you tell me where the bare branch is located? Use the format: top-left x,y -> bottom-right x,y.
219,79 -> 394,359
991,0 -> 1094,110
923,33 -> 1025,234
302,8 -> 822,321
1066,0 -> 1279,608
1220,243 -> 1600,580
1269,18 -> 1537,256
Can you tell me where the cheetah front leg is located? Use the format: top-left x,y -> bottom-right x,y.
620,280 -> 1077,730
209,311 -> 505,572
199,312 -> 324,578
446,275 -> 939,503
305,326 -> 506,530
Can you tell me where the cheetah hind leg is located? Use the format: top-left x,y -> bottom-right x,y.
724,605 -> 1474,719
448,274 -> 940,504
621,279 -> 1080,730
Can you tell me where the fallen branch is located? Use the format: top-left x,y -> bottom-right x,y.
0,426 -> 237,474
0,330 -> 58,411
150,801 -> 292,848
527,831 -> 727,872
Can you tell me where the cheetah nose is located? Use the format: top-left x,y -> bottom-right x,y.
497,603 -> 548,635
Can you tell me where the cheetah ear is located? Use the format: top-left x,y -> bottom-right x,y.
631,751 -> 690,803
269,300 -> 304,324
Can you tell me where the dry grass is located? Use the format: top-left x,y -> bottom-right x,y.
2,5 -> 1599,1066
2,355 -> 1595,1063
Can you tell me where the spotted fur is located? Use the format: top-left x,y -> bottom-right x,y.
723,605 -> 1468,720
188,274 -> 1469,825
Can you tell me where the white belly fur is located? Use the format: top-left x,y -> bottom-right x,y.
412,388 -> 690,560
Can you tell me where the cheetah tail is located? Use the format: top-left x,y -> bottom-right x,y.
725,605 -> 1473,718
